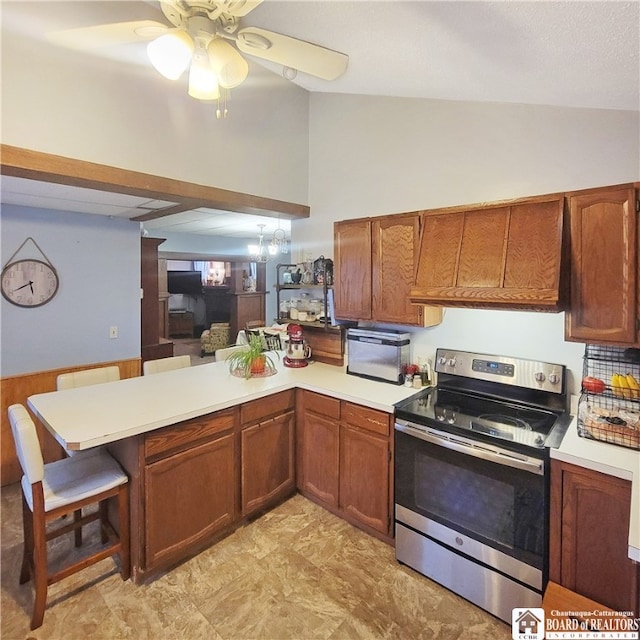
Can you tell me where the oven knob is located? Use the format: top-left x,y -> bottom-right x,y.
447,358 -> 457,367
534,372 -> 546,383
548,373 -> 560,385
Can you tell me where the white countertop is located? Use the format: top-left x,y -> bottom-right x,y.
551,415 -> 640,563
27,358 -> 418,452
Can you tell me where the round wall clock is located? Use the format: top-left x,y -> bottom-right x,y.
1,258 -> 59,308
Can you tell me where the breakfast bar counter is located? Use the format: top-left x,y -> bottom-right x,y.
28,358 -> 417,452
28,359 -> 418,582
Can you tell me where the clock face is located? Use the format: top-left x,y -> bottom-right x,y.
1,259 -> 59,308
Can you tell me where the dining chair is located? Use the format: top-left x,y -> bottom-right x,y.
263,332 -> 282,351
245,320 -> 264,331
143,354 -> 191,375
8,404 -> 130,630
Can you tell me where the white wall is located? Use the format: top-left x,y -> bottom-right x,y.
1,205 -> 141,376
302,93 -> 640,395
0,15 -> 310,206
0,8 -> 311,377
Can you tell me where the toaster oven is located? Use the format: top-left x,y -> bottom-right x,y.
346,328 -> 411,384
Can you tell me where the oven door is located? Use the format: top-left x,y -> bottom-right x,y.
395,419 -> 548,584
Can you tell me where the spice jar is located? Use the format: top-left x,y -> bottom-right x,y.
279,300 -> 290,320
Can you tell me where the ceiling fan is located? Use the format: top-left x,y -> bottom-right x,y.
46,0 -> 349,117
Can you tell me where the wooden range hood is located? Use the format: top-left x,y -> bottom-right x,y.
410,193 -> 568,311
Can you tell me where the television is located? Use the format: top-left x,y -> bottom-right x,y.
167,271 -> 203,295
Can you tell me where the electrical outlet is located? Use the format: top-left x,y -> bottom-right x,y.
109,326 -> 118,339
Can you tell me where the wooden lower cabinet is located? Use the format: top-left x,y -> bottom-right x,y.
340,424 -> 390,534
241,412 -> 295,517
107,388 -> 392,582
300,394 -> 340,507
240,390 -> 297,518
298,391 -> 392,540
145,434 -> 235,570
550,460 -> 640,615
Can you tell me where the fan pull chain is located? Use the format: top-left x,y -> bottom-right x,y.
216,88 -> 229,119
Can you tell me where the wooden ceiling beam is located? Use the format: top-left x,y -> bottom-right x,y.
0,144 -> 310,220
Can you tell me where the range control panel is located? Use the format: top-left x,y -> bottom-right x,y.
435,348 -> 566,394
472,359 -> 515,377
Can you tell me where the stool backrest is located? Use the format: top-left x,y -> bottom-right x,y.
8,405 -> 44,484
57,366 -> 120,390
143,354 -> 191,375
215,344 -> 249,362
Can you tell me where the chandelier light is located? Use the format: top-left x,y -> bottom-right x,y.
248,224 -> 288,262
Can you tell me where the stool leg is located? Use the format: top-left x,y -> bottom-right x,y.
20,495 -> 33,585
30,508 -> 48,630
73,509 -> 82,547
99,501 -> 109,544
118,483 -> 130,580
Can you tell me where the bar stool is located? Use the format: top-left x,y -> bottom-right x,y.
56,366 -> 121,545
143,354 -> 191,375
8,404 -> 130,630
56,365 -> 120,392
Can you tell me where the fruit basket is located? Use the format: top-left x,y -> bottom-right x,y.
578,345 -> 640,451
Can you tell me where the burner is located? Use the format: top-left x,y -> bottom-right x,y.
477,414 -> 532,431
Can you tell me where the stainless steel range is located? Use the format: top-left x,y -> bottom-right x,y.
394,348 -> 572,623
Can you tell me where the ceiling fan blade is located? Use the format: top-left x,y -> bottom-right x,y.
236,27 -> 348,81
219,0 -> 264,18
46,20 -> 169,50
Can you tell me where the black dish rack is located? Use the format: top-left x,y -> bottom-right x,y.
578,345 -> 640,451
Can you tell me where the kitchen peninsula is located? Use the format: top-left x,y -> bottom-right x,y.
28,360 -> 417,582
27,360 -> 640,597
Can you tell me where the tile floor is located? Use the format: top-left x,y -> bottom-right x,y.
1,483 -> 511,640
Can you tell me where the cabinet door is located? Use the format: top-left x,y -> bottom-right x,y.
566,186 -> 638,344
372,213 -> 432,325
144,434 -> 236,570
413,198 -> 565,309
339,424 -> 390,535
241,411 -> 295,517
334,219 -> 372,320
550,461 -> 639,613
300,410 -> 340,507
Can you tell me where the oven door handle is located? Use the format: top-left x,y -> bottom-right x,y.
395,420 -> 544,475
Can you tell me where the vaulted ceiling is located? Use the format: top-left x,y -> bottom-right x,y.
2,1 -> 638,238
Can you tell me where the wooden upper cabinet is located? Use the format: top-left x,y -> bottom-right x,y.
334,219 -> 372,320
565,185 -> 638,345
412,195 -> 565,310
334,215 -> 441,326
372,213 -> 441,326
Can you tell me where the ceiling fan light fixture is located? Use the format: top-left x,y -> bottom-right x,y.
147,29 -> 194,80
208,38 -> 249,89
188,44 -> 220,100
